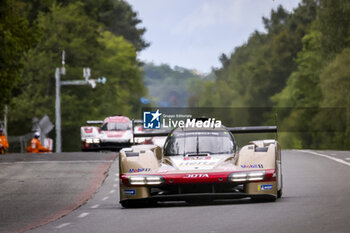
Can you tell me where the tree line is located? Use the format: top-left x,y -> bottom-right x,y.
2,0 -> 349,151
190,0 -> 350,149
0,0 -> 148,151
143,63 -> 212,107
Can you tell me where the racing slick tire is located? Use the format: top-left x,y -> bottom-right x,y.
185,198 -> 214,205
277,189 -> 283,198
277,170 -> 283,198
251,195 -> 277,202
120,199 -> 156,208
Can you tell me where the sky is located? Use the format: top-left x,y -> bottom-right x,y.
127,0 -> 302,73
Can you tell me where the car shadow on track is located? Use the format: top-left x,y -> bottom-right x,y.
117,197 -> 277,209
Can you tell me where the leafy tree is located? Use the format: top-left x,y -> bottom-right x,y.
8,2 -> 144,151
270,29 -> 324,148
0,0 -> 37,110
271,0 -> 350,149
316,48 -> 350,149
21,0 -> 149,52
95,31 -> 145,116
97,0 -> 150,51
8,1 -> 102,141
320,48 -> 350,108
318,0 -> 350,58
195,0 -> 349,149
191,0 -> 332,148
196,0 -> 319,111
272,30 -> 323,108
143,63 -> 204,107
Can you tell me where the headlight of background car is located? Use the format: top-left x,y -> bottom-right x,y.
85,138 -> 100,144
128,176 -> 164,185
228,171 -> 265,182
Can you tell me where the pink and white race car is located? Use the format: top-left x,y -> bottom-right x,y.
81,116 -> 145,151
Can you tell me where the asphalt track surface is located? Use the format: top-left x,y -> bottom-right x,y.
0,152 -> 116,233
1,150 -> 350,233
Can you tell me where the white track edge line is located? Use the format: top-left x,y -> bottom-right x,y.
90,204 -> 99,209
78,212 -> 90,218
300,150 -> 350,167
56,223 -> 71,229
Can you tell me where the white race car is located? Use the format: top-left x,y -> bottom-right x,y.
81,116 -> 144,151
119,124 -> 282,207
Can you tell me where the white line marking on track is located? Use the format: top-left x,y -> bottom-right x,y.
78,212 -> 90,218
109,189 -> 116,194
90,204 -> 100,209
102,196 -> 109,201
56,223 -> 71,229
300,150 -> 350,167
345,158 -> 350,161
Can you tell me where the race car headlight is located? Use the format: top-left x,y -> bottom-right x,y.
228,171 -> 265,182
129,176 -> 146,185
229,173 -> 247,182
86,138 -> 93,143
128,176 -> 164,185
247,171 -> 265,181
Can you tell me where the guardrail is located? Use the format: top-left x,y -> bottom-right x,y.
8,133 -> 32,153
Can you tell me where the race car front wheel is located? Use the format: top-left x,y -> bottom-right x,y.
277,170 -> 283,198
251,195 -> 277,202
277,159 -> 283,198
120,199 -> 156,208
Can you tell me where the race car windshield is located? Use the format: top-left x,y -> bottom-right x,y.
101,122 -> 131,131
164,131 -> 235,156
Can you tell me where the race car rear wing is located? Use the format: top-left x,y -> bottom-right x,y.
132,126 -> 277,138
227,126 -> 277,134
131,119 -> 170,139
133,131 -> 171,137
131,119 -> 277,138
133,119 -> 143,124
86,120 -> 104,125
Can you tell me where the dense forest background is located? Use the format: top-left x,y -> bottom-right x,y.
188,0 -> 350,150
1,0 -> 349,151
143,63 -> 213,107
0,0 -> 148,151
